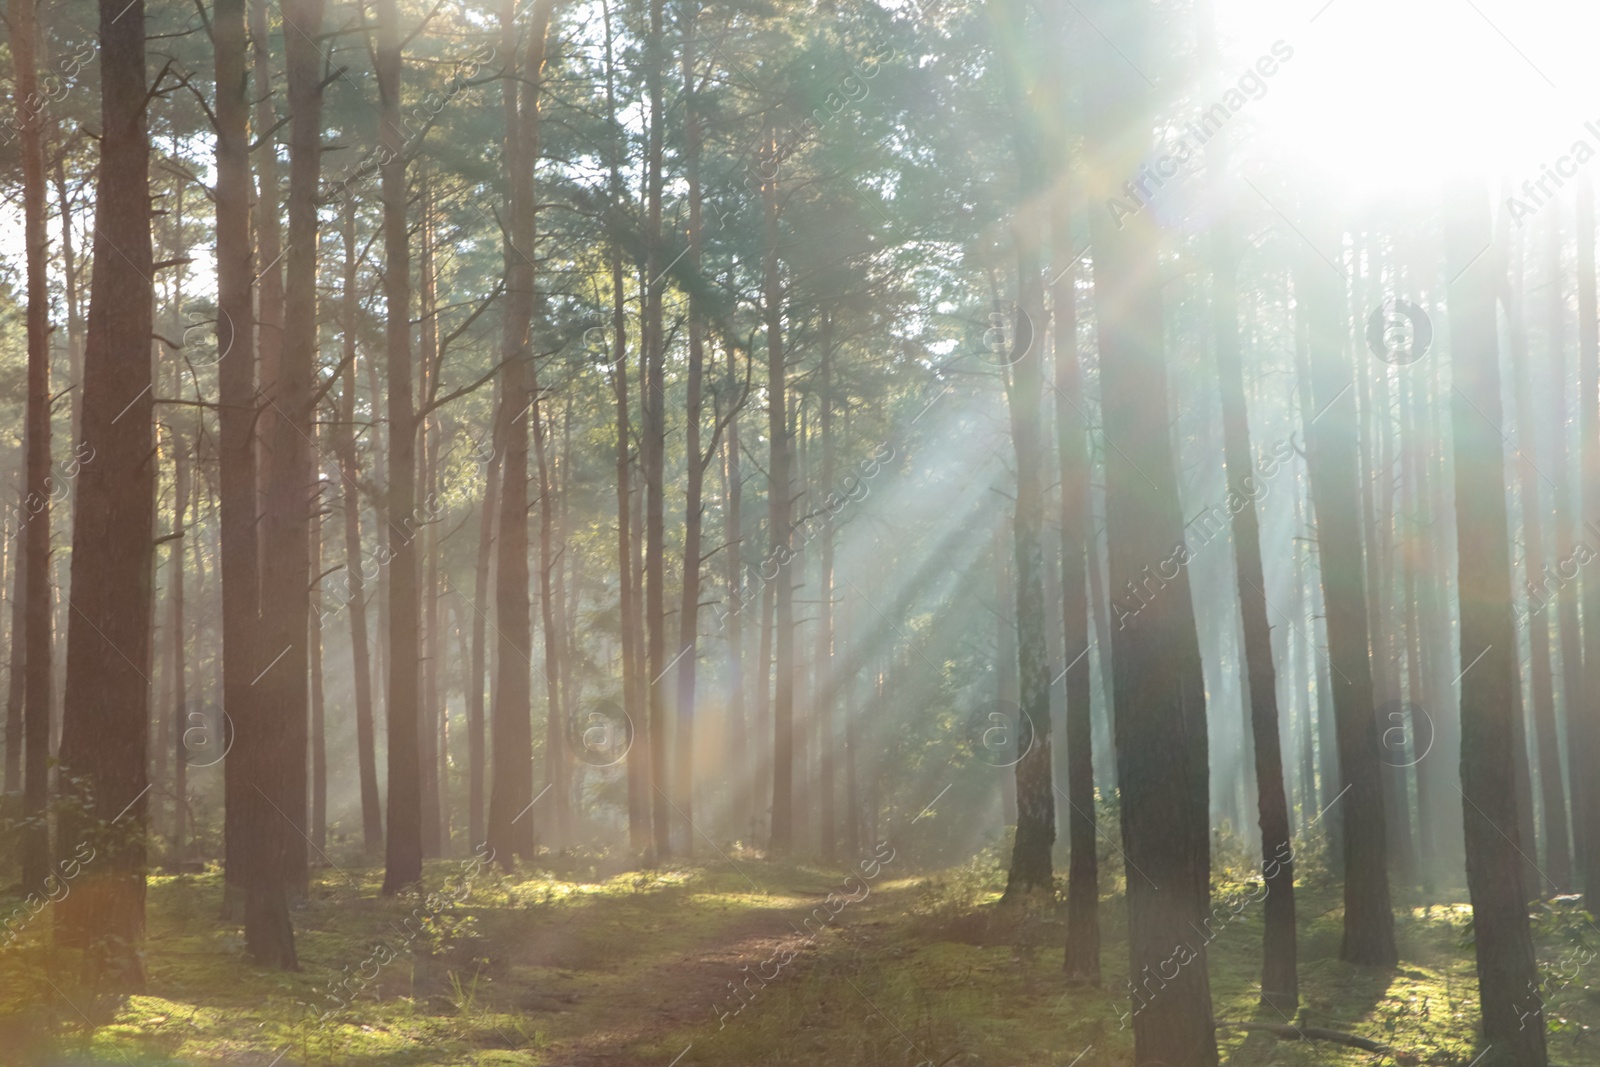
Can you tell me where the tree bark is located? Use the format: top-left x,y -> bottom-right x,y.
1296,197 -> 1398,967
1206,85 -> 1296,1010
337,197 -> 384,852
215,0 -> 259,921
762,128 -> 795,856
1503,208 -> 1571,892
13,0 -> 54,897
1446,176 -> 1548,1067
376,0 -> 423,894
55,0 -> 155,986
1051,191 -> 1100,983
1082,0 -> 1217,1057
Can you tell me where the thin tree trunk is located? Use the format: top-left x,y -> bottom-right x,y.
762,128 -> 795,856
337,197 -> 383,852
13,0 -> 53,896
642,0 -> 670,861
468,381 -> 500,851
1503,208 -> 1571,892
1576,176 -> 1600,911
310,468 -> 326,855
55,0 -> 155,986
1296,198 -> 1398,967
1446,177 -> 1549,1067
172,444 -> 189,862
5,521 -> 23,796
673,4 -> 707,856
1051,190 -> 1100,983
250,0 -> 284,525
1205,75 -> 1297,1010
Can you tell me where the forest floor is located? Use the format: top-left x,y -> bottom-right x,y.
0,844 -> 1597,1066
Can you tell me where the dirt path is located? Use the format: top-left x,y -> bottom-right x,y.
534,878 -> 902,1066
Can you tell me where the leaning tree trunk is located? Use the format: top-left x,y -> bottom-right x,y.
55,0 -> 155,987
1296,194 -> 1398,968
1446,177 -> 1548,1067
1081,0 -> 1216,1058
13,0 -> 54,898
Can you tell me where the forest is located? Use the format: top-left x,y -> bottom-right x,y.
0,0 -> 1593,1063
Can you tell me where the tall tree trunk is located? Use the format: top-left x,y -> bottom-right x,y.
171,445 -> 188,862
1082,0 -> 1216,1057
762,128 -> 795,856
5,522 -> 23,796
337,198 -> 383,852
815,319 -> 837,864
723,340 -> 748,829
310,468 -> 326,855
246,0 -> 322,961
1446,177 -> 1548,1067
642,0 -> 670,861
1000,230 -> 1054,899
249,0 -> 284,525
1206,83 -> 1296,1010
13,0 -> 53,897
468,383 -> 500,851
533,380 -> 567,848
418,193 -> 442,859
1548,206 -> 1585,889
1296,198 -> 1398,967
673,4 -> 707,856
485,0 -> 554,867
1503,208 -> 1571,892
376,0 -> 423,894
215,0 -> 259,921
1052,191 -> 1100,983
55,0 -> 154,986
1577,176 -> 1600,910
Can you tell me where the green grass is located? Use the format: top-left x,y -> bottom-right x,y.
1,851 -> 1597,1065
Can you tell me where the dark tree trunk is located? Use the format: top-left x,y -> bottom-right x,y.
310,475 -> 326,855
249,0 -> 284,526
485,0 -> 554,868
1296,198 -> 1398,967
1001,233 -> 1055,900
215,0 -> 258,922
14,0 -> 53,897
246,0 -> 322,962
55,0 -> 155,986
376,0 -> 422,894
5,522 -> 23,796
1446,178 -> 1548,1067
1082,0 -> 1216,1058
